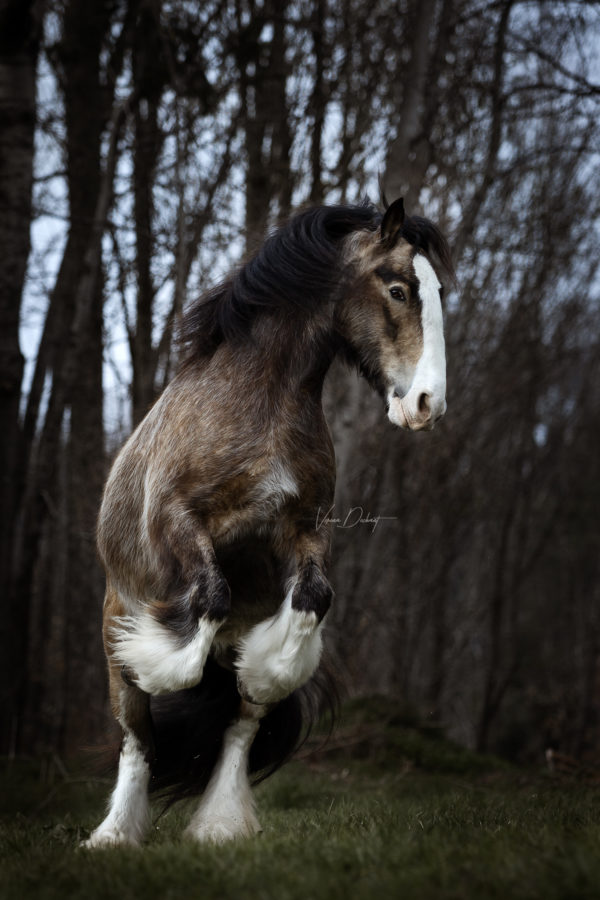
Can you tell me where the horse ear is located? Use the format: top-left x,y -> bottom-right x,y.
380,197 -> 405,246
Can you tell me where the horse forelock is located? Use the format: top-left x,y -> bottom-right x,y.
399,216 -> 456,285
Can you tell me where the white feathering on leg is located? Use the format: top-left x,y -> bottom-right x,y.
110,610 -> 220,695
236,579 -> 324,705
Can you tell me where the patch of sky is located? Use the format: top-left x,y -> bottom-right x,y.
533,423 -> 548,447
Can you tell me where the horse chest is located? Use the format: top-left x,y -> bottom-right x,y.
208,460 -> 300,544
253,460 -> 299,510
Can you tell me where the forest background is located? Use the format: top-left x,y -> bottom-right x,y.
1,0 -> 599,767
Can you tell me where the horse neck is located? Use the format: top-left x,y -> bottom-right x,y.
245,307 -> 338,402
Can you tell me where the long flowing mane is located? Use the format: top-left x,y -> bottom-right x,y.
179,202 -> 454,361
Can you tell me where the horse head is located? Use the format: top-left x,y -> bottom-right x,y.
337,197 -> 452,432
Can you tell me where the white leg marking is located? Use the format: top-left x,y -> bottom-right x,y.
236,580 -> 324,705
110,611 -> 220,695
82,735 -> 150,848
184,717 -> 261,843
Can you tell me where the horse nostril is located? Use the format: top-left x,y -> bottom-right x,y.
418,392 -> 431,416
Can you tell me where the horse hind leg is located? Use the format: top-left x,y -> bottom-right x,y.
83,594 -> 153,848
184,700 -> 264,844
183,566 -> 331,845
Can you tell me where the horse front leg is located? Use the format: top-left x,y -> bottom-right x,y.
83,590 -> 153,848
236,526 -> 333,706
110,502 -> 230,696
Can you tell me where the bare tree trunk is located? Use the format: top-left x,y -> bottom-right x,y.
61,277 -> 106,751
382,0 -> 438,209
309,0 -> 326,205
451,0 -> 513,264
326,1 -> 448,698
236,0 -> 291,247
131,0 -> 163,425
0,0 -> 44,754
13,0 -> 123,753
269,5 -> 292,218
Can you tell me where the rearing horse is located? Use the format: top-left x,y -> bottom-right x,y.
85,198 -> 453,847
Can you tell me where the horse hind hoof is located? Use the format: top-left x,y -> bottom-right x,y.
183,814 -> 262,844
80,826 -> 142,849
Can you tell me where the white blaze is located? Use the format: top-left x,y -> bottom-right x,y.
388,253 -> 446,430
411,253 -> 446,408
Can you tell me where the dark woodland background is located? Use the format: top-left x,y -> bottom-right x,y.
1,0 -> 599,765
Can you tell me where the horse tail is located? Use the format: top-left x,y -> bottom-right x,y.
149,656 -> 338,805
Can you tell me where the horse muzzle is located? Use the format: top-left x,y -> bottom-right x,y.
387,388 -> 447,431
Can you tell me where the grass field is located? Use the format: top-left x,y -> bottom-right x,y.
2,702 -> 599,900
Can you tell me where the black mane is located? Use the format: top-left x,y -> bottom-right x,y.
179,202 -> 454,360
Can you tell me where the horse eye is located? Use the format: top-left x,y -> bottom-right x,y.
389,286 -> 406,302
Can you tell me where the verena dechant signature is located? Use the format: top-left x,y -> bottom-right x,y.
315,505 -> 398,534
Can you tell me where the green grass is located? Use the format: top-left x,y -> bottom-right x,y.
2,708 -> 599,900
